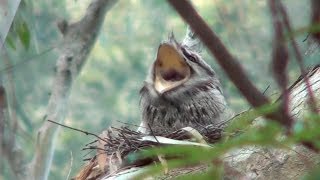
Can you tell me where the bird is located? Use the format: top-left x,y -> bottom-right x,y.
138,29 -> 233,135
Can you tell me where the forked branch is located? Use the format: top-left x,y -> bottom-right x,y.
29,0 -> 118,179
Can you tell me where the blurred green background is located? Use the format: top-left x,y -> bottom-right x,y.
0,0 -> 319,179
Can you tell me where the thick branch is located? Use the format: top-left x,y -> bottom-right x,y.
29,0 -> 118,180
166,0 -> 284,123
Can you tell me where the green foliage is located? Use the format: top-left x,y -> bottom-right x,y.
225,102 -> 279,134
17,21 -> 30,49
304,166 -> 320,180
4,1 -> 31,50
292,113 -> 320,148
6,17 -> 31,50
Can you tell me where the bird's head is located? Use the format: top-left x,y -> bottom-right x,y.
145,29 -> 218,96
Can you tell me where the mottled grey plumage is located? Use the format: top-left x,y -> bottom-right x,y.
138,30 -> 232,135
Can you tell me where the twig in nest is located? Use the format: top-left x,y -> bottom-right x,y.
303,33 -> 310,42
148,123 -> 160,143
47,120 -> 108,143
85,140 -> 98,146
82,149 -> 95,158
116,120 -> 147,130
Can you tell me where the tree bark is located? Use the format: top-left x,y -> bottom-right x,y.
28,0 -> 118,179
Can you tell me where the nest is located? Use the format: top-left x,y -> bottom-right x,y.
87,122 -> 226,157
74,120 -> 231,180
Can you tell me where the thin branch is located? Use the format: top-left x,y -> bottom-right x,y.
116,119 -> 147,129
0,82 -> 5,174
302,33 -> 310,42
248,85 -> 271,111
166,0 -> 284,124
268,0 -> 293,128
47,120 -> 108,143
65,151 -> 73,180
82,147 -> 106,151
311,0 -> 320,44
278,2 -> 318,113
147,123 -> 160,143
262,85 -> 271,95
0,46 -> 55,75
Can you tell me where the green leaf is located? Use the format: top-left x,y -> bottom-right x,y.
225,103 -> 279,135
18,21 -> 30,49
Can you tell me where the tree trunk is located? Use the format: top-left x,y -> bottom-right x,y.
28,1 -> 118,179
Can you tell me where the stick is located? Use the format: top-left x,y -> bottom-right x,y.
47,120 -> 108,143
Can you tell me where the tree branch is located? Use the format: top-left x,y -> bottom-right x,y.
29,0 -> 118,179
0,49 -> 27,179
311,0 -> 320,44
0,80 -> 5,175
268,0 -> 292,128
166,0 -> 285,124
278,2 -> 318,113
47,120 -> 108,143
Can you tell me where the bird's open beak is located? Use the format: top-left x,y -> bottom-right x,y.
154,43 -> 191,93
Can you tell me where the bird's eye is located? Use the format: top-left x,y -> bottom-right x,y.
182,47 -> 197,63
187,54 -> 197,62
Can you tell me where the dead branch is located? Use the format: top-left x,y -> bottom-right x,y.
29,0 -> 118,179
47,120 -> 108,143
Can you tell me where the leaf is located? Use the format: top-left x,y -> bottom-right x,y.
18,21 -> 30,49
225,103 -> 279,135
